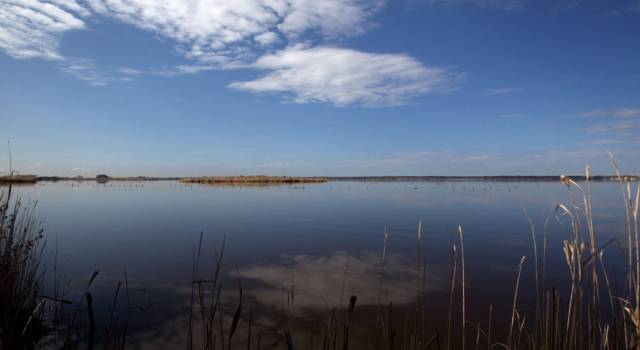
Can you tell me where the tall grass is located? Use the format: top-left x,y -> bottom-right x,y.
0,184 -> 46,349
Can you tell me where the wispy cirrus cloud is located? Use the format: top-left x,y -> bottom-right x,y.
1,0 -> 384,64
580,108 -> 640,119
521,148 -> 610,161
449,154 -> 498,163
82,0 -> 385,66
60,58 -> 137,86
0,0 -> 86,60
425,0 -> 526,11
553,0 -> 583,13
71,167 -> 92,173
229,46 -> 462,107
342,148 -> 640,174
587,120 -> 640,135
498,113 -> 528,119
548,0 -> 639,13
581,107 -> 640,145
591,138 -> 640,145
484,87 -> 521,95
343,150 -> 497,168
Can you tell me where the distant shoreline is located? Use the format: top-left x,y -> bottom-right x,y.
325,175 -> 639,182
37,176 -> 182,182
1,174 -> 638,184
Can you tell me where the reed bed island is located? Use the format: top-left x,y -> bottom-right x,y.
0,175 -> 37,183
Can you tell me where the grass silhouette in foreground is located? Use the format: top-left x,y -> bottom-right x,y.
0,184 -> 46,348
2,161 -> 640,349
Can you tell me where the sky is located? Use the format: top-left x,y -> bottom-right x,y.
0,0 -> 639,177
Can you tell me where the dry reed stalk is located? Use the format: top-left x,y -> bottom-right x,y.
446,241 -> 457,350
487,305 -> 492,350
523,207 -> 541,347
383,225 -> 389,264
507,256 -> 526,349
228,281 -> 243,350
416,220 -> 423,347
458,226 -> 466,350
610,156 -> 638,310
86,292 -> 95,350
342,295 -> 357,350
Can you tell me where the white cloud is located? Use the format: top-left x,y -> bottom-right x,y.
0,0 -> 86,59
276,0 -> 383,38
485,87 -> 520,95
47,0 -> 90,16
82,0 -> 383,66
229,46 -> 461,107
254,31 -> 279,46
426,0 -> 526,10
587,120 -> 640,135
519,149 -> 611,162
0,0 -> 465,106
118,67 -> 142,76
60,58 -> 134,86
591,138 -> 640,145
0,0 -> 384,65
449,154 -> 498,162
153,64 -> 217,78
343,150 -> 497,167
581,108 -> 640,119
498,113 -> 528,119
582,107 -> 640,145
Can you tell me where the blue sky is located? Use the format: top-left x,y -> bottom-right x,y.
1,0 -> 639,176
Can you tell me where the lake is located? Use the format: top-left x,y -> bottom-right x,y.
7,180 -> 631,349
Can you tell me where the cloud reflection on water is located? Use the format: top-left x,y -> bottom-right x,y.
235,250 -> 445,310
128,250 -> 446,349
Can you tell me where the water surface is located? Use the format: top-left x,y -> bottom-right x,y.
9,180 -> 630,348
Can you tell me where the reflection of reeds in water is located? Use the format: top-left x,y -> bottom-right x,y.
186,233 -> 236,350
4,161 -> 640,349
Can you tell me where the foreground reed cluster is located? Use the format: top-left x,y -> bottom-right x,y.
0,184 -> 46,348
2,162 -> 640,349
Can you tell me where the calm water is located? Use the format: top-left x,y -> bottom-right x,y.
8,180 -> 631,348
